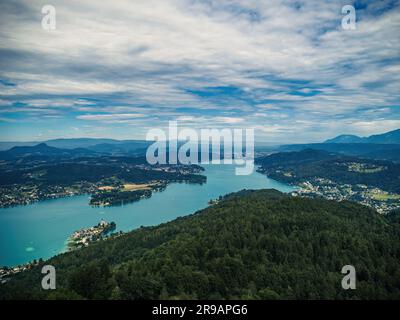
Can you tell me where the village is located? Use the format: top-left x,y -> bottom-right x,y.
0,220 -> 120,284
0,260 -> 41,284
67,220 -> 117,251
292,178 -> 400,214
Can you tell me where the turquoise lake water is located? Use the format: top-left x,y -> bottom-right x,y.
0,165 -> 295,267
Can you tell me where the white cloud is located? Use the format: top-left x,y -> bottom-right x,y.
77,113 -> 146,121
0,0 -> 399,141
214,117 -> 244,124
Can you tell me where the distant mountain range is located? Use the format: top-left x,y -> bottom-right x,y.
278,128 -> 400,162
278,143 -> 400,161
0,138 -> 152,151
0,139 -> 155,160
0,128 -> 399,161
324,129 -> 400,144
0,143 -> 98,160
0,138 -> 153,159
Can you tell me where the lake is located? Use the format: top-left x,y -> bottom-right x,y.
0,164 -> 295,267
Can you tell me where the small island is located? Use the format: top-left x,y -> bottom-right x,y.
67,220 -> 117,251
89,182 -> 159,207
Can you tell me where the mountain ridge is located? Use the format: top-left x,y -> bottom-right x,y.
0,143 -> 98,160
324,129 -> 400,144
0,138 -> 151,151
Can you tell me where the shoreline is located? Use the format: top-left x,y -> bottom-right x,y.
0,165 -> 296,268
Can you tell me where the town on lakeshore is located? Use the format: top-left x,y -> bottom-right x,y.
0,260 -> 41,284
291,179 -> 400,214
0,220 -> 120,283
67,220 -> 118,251
256,149 -> 400,214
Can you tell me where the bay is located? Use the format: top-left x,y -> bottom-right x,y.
0,164 -> 295,267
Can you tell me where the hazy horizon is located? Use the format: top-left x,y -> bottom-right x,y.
0,127 -> 399,146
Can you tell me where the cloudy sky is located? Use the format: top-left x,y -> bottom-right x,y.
0,0 -> 399,143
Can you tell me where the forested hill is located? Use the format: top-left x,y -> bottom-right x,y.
256,149 -> 400,193
1,189 -> 400,300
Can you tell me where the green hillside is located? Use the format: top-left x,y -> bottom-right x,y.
256,149 -> 400,193
1,189 -> 399,300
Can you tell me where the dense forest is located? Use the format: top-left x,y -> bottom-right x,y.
256,149 -> 400,193
1,189 -> 399,300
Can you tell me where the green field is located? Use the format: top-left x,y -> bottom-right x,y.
368,191 -> 400,201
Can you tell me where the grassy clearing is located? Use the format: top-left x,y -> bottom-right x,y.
122,183 -> 151,191
369,191 -> 400,201
98,186 -> 115,191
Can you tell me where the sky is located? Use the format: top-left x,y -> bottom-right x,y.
0,0 -> 399,143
